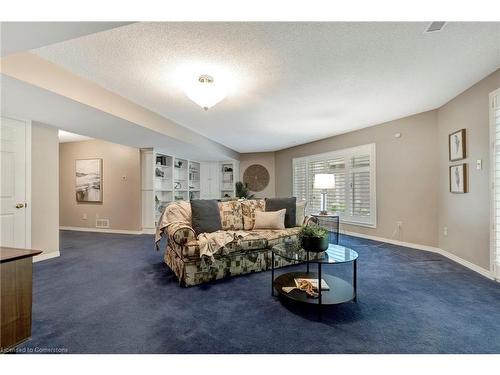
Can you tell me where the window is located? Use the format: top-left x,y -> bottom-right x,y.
293,143 -> 376,227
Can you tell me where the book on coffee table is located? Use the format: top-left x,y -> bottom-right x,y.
294,278 -> 330,291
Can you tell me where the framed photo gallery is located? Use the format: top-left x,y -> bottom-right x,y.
448,129 -> 467,193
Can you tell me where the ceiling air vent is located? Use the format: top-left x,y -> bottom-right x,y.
425,22 -> 446,33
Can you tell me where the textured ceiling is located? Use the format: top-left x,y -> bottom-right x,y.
34,22 -> 500,152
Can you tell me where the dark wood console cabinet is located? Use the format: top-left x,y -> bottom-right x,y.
1,247 -> 42,351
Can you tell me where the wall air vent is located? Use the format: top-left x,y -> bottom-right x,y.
425,22 -> 446,33
96,219 -> 110,229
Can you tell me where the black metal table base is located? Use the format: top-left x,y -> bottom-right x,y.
271,253 -> 357,321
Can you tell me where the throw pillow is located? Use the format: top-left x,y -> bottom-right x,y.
296,200 -> 307,226
190,199 -> 222,235
218,200 -> 244,230
253,209 -> 286,230
240,199 -> 266,230
265,197 -> 297,228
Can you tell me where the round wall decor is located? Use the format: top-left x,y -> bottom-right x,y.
243,164 -> 270,192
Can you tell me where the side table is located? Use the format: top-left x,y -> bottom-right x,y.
311,214 -> 340,244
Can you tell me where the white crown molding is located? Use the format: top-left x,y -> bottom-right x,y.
33,250 -> 60,263
60,226 -> 144,235
342,230 -> 496,281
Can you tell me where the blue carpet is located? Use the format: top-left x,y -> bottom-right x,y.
15,230 -> 500,353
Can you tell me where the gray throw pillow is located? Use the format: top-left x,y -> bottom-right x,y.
190,199 -> 222,235
265,197 -> 297,228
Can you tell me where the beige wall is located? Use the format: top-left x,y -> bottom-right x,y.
31,122 -> 60,258
437,69 -> 500,270
239,152 -> 276,198
275,111 -> 440,246
59,139 -> 141,231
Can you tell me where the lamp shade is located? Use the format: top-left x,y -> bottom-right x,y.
313,174 -> 335,189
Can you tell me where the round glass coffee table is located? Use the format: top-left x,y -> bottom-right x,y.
271,242 -> 358,320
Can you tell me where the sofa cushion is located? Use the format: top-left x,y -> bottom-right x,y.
218,200 -> 244,230
265,197 -> 297,228
181,233 -> 267,259
251,227 -> 302,248
190,199 -> 222,235
240,199 -> 265,230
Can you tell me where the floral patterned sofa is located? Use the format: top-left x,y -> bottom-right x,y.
156,199 -> 308,287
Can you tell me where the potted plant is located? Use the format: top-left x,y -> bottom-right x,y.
299,225 -> 329,252
235,181 -> 255,199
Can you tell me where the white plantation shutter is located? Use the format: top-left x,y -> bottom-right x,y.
491,89 -> 500,280
350,154 -> 372,224
293,144 -> 376,227
292,159 -> 307,202
330,159 -> 346,214
306,156 -> 346,215
307,159 -> 328,214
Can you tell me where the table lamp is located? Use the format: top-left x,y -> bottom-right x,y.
314,174 -> 335,215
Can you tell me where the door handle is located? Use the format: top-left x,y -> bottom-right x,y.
15,203 -> 24,209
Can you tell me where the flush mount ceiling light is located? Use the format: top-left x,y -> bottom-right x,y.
185,74 -> 227,111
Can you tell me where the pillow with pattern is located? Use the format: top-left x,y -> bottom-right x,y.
218,200 -> 244,230
240,199 -> 265,230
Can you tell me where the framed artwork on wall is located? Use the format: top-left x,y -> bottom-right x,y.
243,164 -> 270,192
76,158 -> 103,203
448,129 -> 466,161
449,163 -> 468,193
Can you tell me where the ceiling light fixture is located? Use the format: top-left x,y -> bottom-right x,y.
185,74 -> 226,111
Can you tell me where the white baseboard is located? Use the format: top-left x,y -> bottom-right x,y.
141,228 -> 156,235
33,250 -> 60,263
60,226 -> 144,235
342,230 -> 495,280
342,230 -> 441,253
438,248 -> 494,280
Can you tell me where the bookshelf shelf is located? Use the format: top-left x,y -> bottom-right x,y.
141,148 -> 238,232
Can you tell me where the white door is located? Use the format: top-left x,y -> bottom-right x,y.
200,162 -> 211,199
209,162 -> 220,198
0,117 -> 28,248
200,162 -> 221,199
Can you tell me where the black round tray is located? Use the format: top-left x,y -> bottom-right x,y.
273,271 -> 355,305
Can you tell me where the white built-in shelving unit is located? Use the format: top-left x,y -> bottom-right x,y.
220,162 -> 237,198
141,148 -> 238,232
154,153 -> 173,223
173,157 -> 189,202
188,161 -> 201,200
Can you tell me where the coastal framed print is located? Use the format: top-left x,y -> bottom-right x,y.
449,163 -> 468,194
448,129 -> 466,161
75,158 -> 103,202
